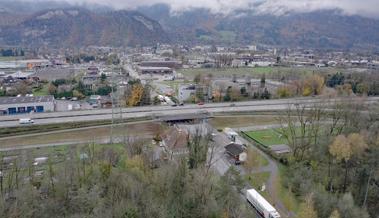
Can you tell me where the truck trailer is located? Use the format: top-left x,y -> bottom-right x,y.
246,189 -> 281,218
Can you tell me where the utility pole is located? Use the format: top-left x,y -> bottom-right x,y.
363,169 -> 373,208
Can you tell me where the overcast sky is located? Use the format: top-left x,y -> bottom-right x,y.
15,0 -> 379,18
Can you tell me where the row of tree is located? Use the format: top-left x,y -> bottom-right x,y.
277,97 -> 378,217
0,129 -> 253,217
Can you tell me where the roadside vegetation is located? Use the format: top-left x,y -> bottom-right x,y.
275,97 -> 379,218
0,134 -> 255,217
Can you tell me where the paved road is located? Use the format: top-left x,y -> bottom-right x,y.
236,134 -> 293,218
1,97 -> 377,128
209,123 -> 295,218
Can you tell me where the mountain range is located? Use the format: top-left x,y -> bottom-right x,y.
137,4 -> 379,50
0,2 -> 379,50
0,8 -> 169,47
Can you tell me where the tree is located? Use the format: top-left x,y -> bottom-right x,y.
278,103 -> 323,161
73,90 -> 85,99
329,133 -> 368,192
244,148 -> 260,173
141,84 -> 151,106
230,87 -> 241,101
127,84 -> 144,106
187,129 -> 209,169
327,72 -> 345,88
240,87 -> 247,96
194,74 -> 202,84
329,209 -> 341,218
15,81 -> 31,95
260,74 -> 266,88
277,86 -> 292,98
329,135 -> 352,162
100,73 -> 107,83
298,194 -> 318,218
48,84 -> 57,95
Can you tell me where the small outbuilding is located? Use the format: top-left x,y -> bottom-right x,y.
225,143 -> 247,163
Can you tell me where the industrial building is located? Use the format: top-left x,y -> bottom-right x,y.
138,66 -> 173,74
139,60 -> 182,69
0,95 -> 55,115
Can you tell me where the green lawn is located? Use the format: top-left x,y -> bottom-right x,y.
210,115 -> 280,129
245,172 -> 272,200
0,56 -> 23,61
246,129 -> 287,147
246,172 -> 270,190
33,84 -> 49,96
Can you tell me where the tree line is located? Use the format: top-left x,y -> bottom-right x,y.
277,96 -> 379,218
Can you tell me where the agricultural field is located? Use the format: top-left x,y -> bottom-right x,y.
245,129 -> 287,147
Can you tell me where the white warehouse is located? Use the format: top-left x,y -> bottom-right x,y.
0,95 -> 55,115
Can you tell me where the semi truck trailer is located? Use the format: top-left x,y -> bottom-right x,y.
246,189 -> 281,218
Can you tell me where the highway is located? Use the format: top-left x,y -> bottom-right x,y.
0,96 -> 377,128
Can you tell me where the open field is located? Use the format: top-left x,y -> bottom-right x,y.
210,115 -> 280,129
0,121 -> 163,148
245,129 -> 287,147
245,172 -> 271,200
177,66 -> 342,80
0,56 -> 24,61
32,83 -> 50,96
0,117 -> 150,138
246,172 -> 271,189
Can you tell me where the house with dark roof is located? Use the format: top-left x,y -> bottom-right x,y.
224,143 -> 247,163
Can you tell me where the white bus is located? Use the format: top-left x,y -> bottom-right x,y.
246,189 -> 281,218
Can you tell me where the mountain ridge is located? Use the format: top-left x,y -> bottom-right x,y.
0,8 -> 170,47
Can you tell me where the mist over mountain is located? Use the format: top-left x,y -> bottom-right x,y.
138,4 -> 379,50
0,1 -> 378,50
0,8 -> 170,47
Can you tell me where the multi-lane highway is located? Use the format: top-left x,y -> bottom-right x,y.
0,97 -> 377,128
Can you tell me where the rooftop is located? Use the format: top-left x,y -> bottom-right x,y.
138,66 -> 172,71
0,95 -> 54,105
225,143 -> 245,156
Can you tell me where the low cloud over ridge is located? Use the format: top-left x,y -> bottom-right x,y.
11,0 -> 379,18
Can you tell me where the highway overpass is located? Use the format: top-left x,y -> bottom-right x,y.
0,97 -> 377,128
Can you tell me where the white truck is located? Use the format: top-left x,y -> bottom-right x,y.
246,189 -> 281,218
223,127 -> 246,147
19,118 -> 34,124
224,127 -> 238,142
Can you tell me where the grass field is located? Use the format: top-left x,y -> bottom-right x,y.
0,121 -> 163,148
245,172 -> 272,200
245,129 -> 287,147
210,115 -> 280,129
33,84 -> 49,96
177,66 -> 341,80
0,56 -> 23,61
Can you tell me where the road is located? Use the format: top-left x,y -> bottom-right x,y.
209,123 -> 295,218
0,96 -> 377,128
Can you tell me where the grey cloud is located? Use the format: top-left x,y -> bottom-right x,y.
25,0 -> 379,18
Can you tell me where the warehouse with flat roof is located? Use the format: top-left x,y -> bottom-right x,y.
0,95 -> 55,115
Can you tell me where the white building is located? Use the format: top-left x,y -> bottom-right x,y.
0,95 -> 55,115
